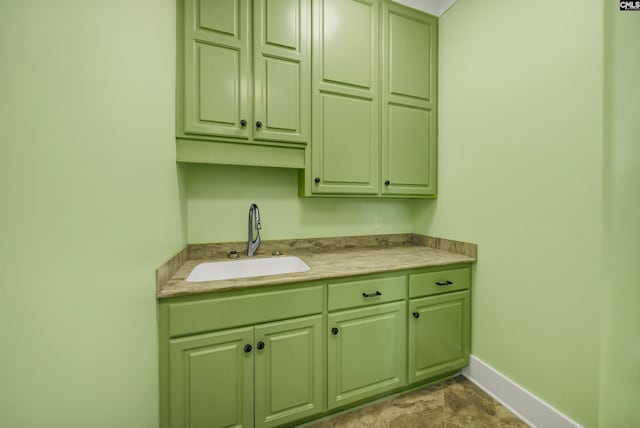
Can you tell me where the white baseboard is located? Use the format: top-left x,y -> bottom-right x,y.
462,355 -> 582,428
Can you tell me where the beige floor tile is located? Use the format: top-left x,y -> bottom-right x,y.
304,375 -> 528,428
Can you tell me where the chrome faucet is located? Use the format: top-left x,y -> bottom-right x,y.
247,203 -> 262,256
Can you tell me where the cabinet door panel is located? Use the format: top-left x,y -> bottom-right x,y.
169,328 -> 254,428
254,0 -> 310,143
183,0 -> 250,139
321,0 -> 375,89
382,2 -> 437,196
312,93 -> 378,194
309,0 -> 379,195
199,0 -> 239,36
198,44 -> 240,126
409,291 -> 470,384
264,58 -> 300,131
328,302 -> 406,409
386,104 -> 433,189
265,0 -> 300,49
255,316 -> 324,427
388,11 -> 431,101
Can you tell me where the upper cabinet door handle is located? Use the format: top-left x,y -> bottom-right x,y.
240,119 -> 247,127
255,121 -> 263,129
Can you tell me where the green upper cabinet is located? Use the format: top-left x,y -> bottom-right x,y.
181,0 -> 251,139
381,1 -> 437,196
253,0 -> 311,144
303,0 -> 438,197
176,0 -> 310,168
309,0 -> 380,195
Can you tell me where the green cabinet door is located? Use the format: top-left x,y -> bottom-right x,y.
254,315 -> 324,427
178,0 -> 310,166
328,301 -> 406,409
310,0 -> 380,194
253,0 -> 311,144
381,1 -> 437,196
181,0 -> 251,139
169,327 -> 254,428
409,290 -> 470,384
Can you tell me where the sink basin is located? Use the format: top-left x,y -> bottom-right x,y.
186,256 -> 311,282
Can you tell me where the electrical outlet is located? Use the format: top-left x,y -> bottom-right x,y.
374,216 -> 383,229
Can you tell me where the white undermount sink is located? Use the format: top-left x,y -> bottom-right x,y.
186,256 -> 311,282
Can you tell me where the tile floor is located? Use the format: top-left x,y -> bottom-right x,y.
304,375 -> 530,428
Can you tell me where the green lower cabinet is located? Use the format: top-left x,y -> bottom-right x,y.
168,316 -> 324,428
328,301 -> 407,409
161,265 -> 473,427
169,327 -> 254,428
254,316 -> 324,427
408,290 -> 470,384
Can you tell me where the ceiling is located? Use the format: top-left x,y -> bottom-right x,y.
392,0 -> 457,17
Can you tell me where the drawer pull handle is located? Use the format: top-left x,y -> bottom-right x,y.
436,280 -> 454,286
244,344 -> 253,353
331,327 -> 339,335
412,312 -> 420,319
256,341 -> 265,350
362,291 -> 382,298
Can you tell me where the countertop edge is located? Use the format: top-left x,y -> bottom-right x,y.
156,233 -> 477,299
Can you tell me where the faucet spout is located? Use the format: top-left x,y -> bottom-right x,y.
247,203 -> 262,256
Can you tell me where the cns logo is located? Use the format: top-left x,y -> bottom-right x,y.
620,1 -> 640,10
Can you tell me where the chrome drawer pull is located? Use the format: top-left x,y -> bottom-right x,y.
362,291 -> 382,298
435,280 -> 454,286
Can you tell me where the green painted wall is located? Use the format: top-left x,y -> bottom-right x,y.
414,0 -> 604,426
0,1 -> 185,427
1,1 -> 636,427
186,164 -> 415,243
599,3 -> 640,426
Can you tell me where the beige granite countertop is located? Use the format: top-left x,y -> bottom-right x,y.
156,234 -> 477,299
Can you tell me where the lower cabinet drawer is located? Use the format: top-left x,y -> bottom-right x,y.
409,267 -> 470,298
328,274 -> 407,311
168,285 -> 323,337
